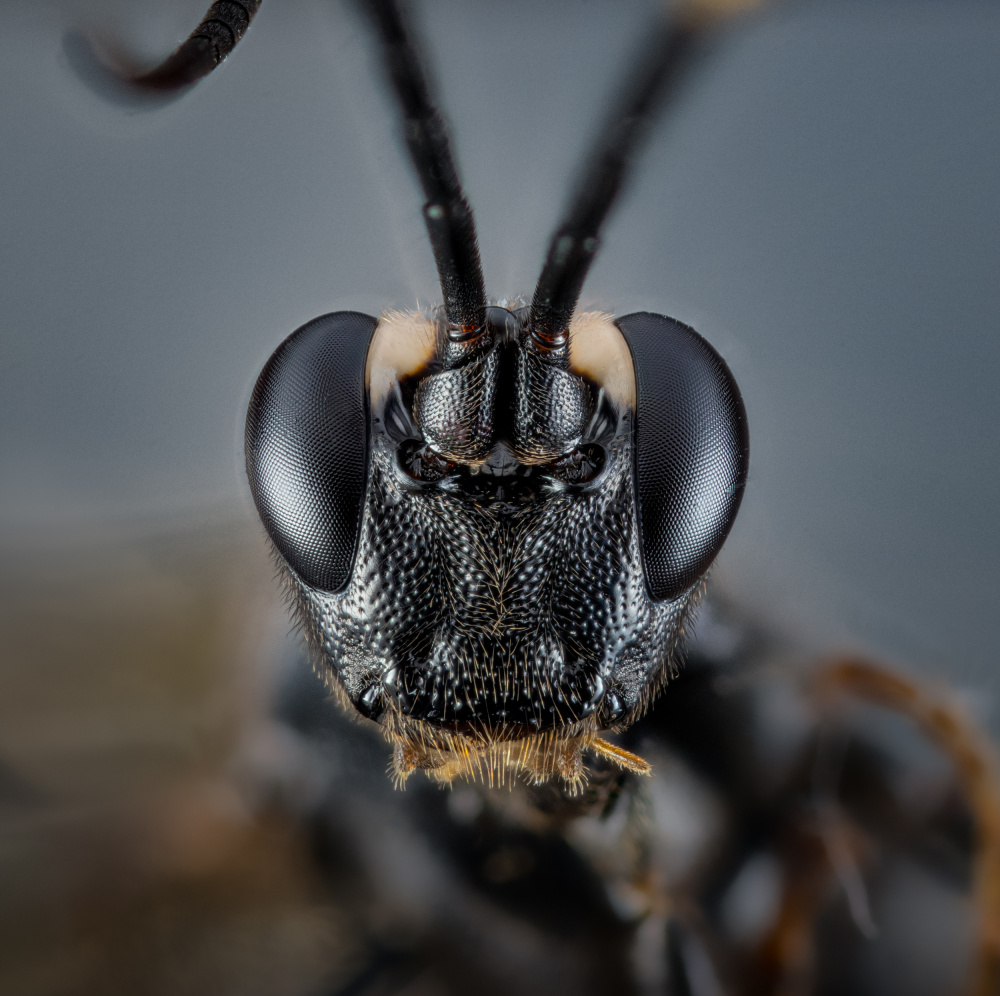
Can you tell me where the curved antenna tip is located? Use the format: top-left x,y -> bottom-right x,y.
61,31 -> 191,110
62,1 -> 262,108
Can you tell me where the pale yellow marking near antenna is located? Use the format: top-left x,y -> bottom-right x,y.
567,312 -> 636,410
365,310 -> 438,408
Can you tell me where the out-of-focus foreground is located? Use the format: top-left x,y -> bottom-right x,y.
2,522 -> 996,995
0,523 -> 364,995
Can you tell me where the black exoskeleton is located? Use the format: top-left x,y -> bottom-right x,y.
106,0 -> 752,787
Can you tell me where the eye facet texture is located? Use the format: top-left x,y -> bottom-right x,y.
245,311 -> 376,592
617,312 -> 749,602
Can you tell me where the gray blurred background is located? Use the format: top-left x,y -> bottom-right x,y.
3,0 -> 998,690
1,1 -> 999,993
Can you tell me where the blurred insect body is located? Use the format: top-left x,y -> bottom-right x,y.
261,612 -> 1000,996
83,1 -> 1000,993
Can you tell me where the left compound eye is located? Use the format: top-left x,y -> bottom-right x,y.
617,312 -> 749,603
245,311 -> 377,593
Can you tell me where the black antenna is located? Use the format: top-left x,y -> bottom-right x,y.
84,0 -> 486,335
363,0 -> 487,337
529,13 -> 705,353
124,1 -> 262,91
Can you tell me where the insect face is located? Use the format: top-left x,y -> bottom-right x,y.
246,302 -> 747,787
102,0 -> 751,788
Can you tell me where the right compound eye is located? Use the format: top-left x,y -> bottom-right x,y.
398,440 -> 456,483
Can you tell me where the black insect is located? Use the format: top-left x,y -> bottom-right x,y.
101,0 -> 749,789
67,3 -> 1000,994
250,1 -> 750,789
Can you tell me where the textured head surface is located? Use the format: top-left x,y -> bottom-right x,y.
285,309 -> 700,788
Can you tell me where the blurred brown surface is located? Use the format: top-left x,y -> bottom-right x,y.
0,520 -> 361,996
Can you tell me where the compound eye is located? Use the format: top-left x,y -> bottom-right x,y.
245,312 -> 377,593
617,313 -> 749,602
